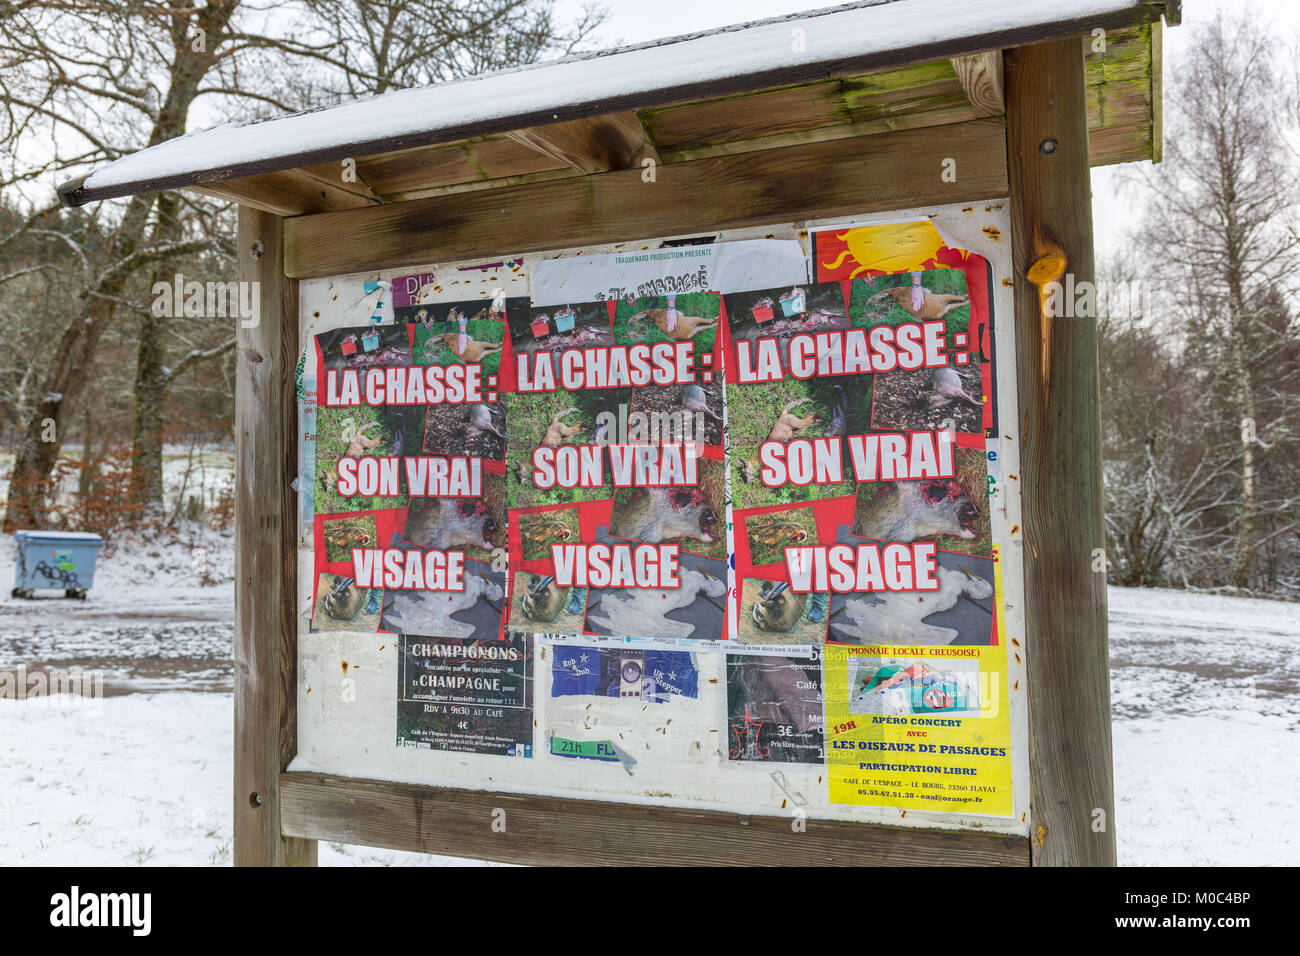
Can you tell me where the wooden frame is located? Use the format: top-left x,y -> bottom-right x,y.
284,119 -> 1009,279
279,772 -> 1027,866
225,28 -> 1138,867
1005,40 -> 1115,867
234,208 -> 316,866
57,2 -> 1175,208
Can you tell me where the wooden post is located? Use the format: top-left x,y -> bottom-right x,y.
235,206 -> 317,866
1004,40 -> 1116,866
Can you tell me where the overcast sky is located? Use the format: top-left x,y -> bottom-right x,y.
564,0 -> 1300,261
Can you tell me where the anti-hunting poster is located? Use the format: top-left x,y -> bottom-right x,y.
296,213 -> 1023,828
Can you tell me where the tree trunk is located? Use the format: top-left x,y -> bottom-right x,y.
4,297 -> 119,531
123,18 -> 221,514
130,312 -> 170,519
1231,348 -> 1258,588
1224,255 -> 1259,589
129,192 -> 185,519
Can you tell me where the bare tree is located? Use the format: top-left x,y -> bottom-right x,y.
295,0 -> 607,97
1133,11 -> 1300,590
0,0 -> 607,529
0,1 -> 260,528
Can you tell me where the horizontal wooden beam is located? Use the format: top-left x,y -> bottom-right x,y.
284,117 -> 1008,278
192,166 -> 380,216
505,112 -> 660,174
280,772 -> 1029,866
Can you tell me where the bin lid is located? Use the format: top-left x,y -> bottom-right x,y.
13,530 -> 105,545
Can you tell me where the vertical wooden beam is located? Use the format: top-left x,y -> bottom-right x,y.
1005,41 -> 1116,866
235,206 -> 317,866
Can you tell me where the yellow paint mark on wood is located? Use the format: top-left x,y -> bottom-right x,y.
1027,226 -> 1067,399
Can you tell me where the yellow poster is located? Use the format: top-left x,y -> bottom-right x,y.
823,548 -> 1014,816
821,548 -> 1013,811
824,643 -> 1013,815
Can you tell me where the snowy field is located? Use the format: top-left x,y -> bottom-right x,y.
1,560 -> 1296,865
1109,587 -> 1299,866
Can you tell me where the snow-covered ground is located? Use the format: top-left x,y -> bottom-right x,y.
1108,587 -> 1299,866
0,693 -> 492,867
1,573 -> 1296,865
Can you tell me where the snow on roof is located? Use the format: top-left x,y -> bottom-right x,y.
60,0 -> 1173,206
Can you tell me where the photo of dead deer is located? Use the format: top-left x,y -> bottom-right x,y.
505,389 -> 626,509
852,446 -> 990,557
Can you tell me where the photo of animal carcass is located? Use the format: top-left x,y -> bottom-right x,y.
735,578 -> 829,645
627,380 -> 724,447
607,460 -> 725,559
402,481 -> 505,564
742,507 -> 817,566
507,572 -> 587,639
724,372 -> 867,511
504,389 -> 625,509
315,323 -> 412,374
404,294 -> 525,382
722,281 -> 850,379
516,508 -> 579,562
612,292 -> 721,350
845,270 -> 988,436
314,405 -> 407,515
379,553 -> 506,641
583,539 -> 727,642
310,572 -> 383,633
827,529 -> 995,646
422,399 -> 506,462
847,657 -> 982,717
321,515 -> 377,563
506,300 -> 612,360
852,445 -> 991,557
